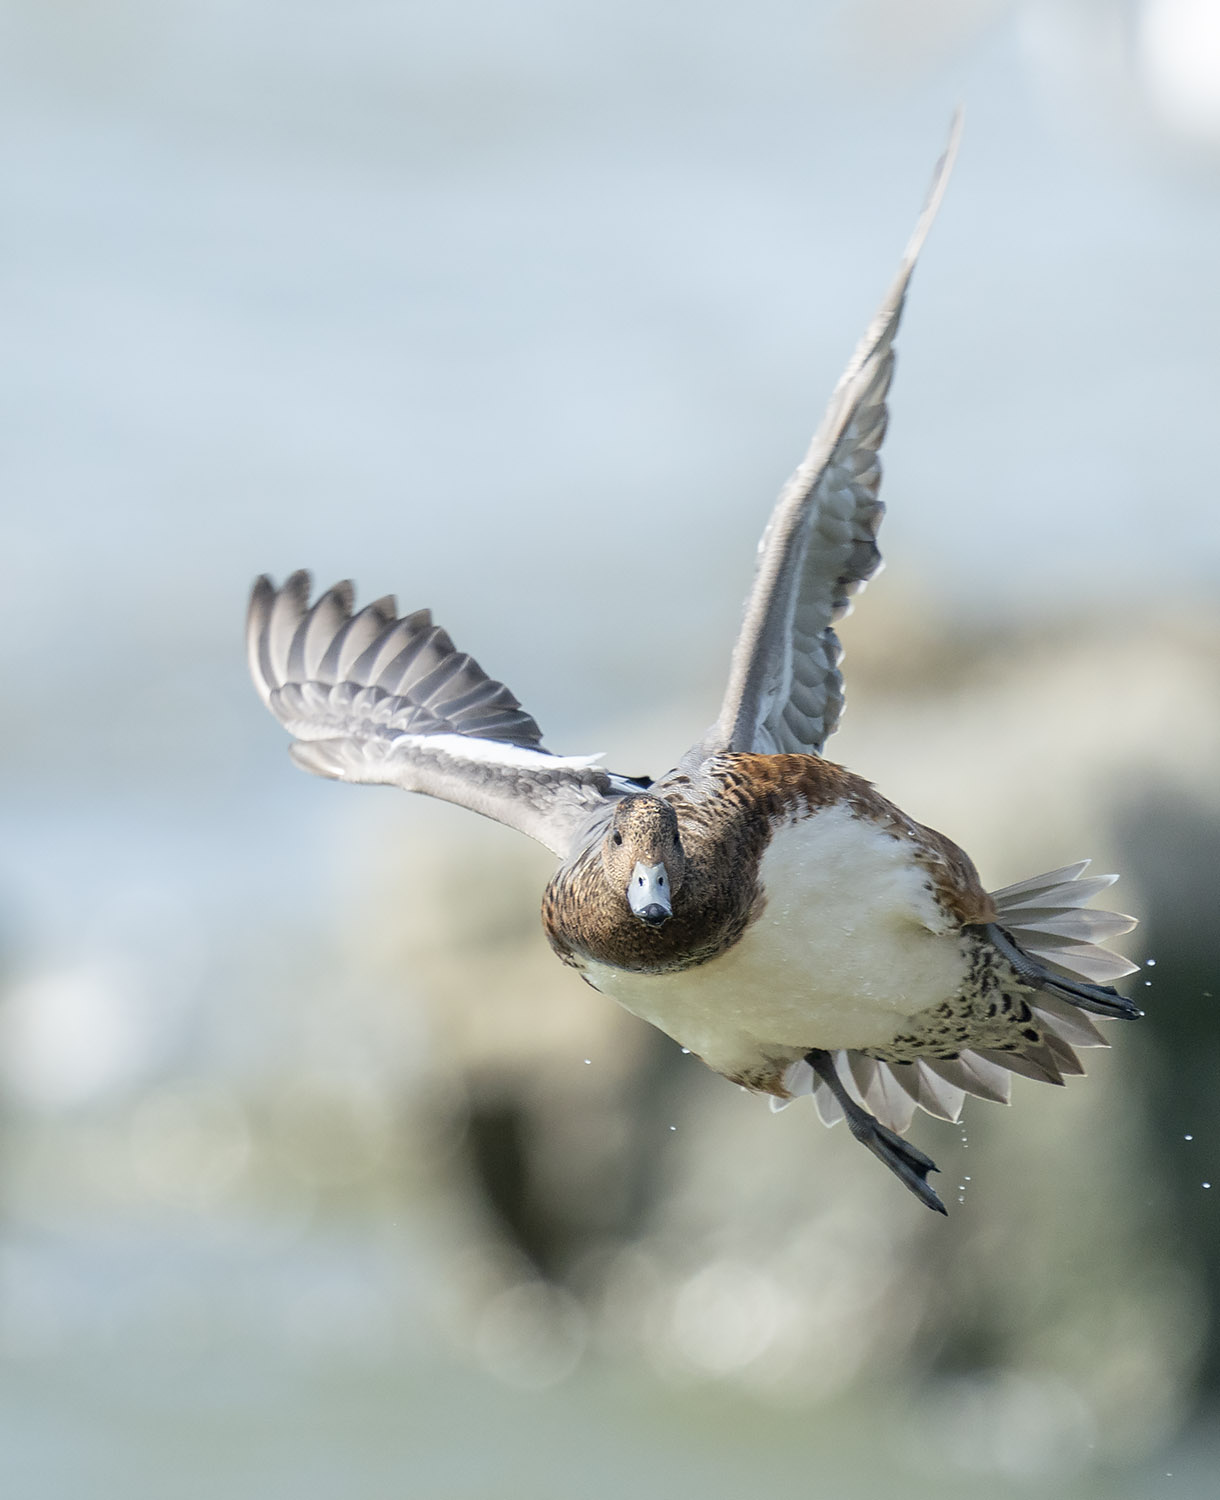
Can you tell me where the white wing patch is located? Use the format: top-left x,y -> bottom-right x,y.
332,732 -> 604,774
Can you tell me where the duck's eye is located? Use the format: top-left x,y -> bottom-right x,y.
612,831 -> 623,846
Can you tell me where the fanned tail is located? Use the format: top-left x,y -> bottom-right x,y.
774,860 -> 1139,1134
988,861 -> 1139,988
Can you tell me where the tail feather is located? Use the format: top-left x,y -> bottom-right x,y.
889,1060 -> 967,1123
925,1052 -> 1012,1106
974,1042 -> 1065,1087
1043,1030 -> 1088,1078
1028,992 -> 1107,1049
991,859 -> 1139,984
848,1053 -> 919,1133
987,861 -> 1093,903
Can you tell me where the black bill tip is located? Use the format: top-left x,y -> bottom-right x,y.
638,904 -> 670,927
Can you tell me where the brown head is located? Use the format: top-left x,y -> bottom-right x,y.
600,794 -> 686,927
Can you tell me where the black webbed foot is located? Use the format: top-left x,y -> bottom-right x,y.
806,1049 -> 947,1215
850,1114 -> 946,1215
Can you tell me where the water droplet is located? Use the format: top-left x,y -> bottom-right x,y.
1185,1134 -> 1194,1142
1204,1182 -> 1211,1190
584,1059 -> 592,1065
964,1176 -> 971,1182
680,1047 -> 690,1055
1144,980 -> 1152,987
1147,958 -> 1157,967
669,1125 -> 676,1132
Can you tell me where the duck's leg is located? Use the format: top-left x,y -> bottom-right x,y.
805,1049 -> 946,1215
977,922 -> 1143,1021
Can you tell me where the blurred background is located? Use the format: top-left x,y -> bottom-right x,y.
2,0 -> 1219,1494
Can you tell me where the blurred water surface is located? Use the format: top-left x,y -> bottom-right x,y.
2,0 -> 1220,1494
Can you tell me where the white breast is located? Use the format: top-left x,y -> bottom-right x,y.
581,803 -> 969,1081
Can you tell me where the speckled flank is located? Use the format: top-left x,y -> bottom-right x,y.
862,931 -> 1081,1084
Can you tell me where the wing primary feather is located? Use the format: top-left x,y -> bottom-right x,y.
265,570 -> 312,692
288,583 -> 355,683
246,574 -> 277,707
348,611 -> 432,687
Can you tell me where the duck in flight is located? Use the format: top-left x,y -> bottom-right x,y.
246,118 -> 1139,1214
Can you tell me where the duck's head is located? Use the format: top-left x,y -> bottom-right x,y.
601,794 -> 685,927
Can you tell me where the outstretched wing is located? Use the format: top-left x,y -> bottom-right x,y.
708,114 -> 961,757
247,571 -> 629,857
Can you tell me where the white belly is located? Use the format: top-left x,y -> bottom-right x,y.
581,804 -> 969,1080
